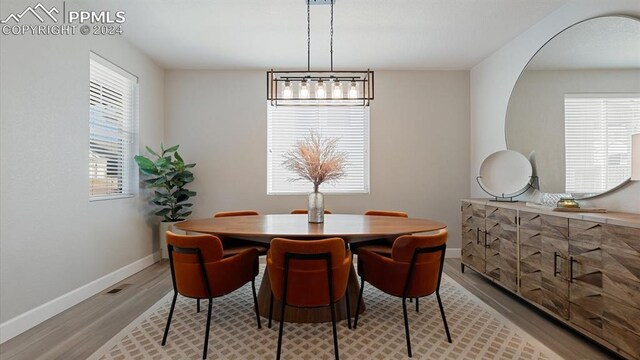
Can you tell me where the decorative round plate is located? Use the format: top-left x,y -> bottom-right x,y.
479,150 -> 532,196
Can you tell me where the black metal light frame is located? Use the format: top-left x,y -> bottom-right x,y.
267,70 -> 374,107
267,0 -> 374,107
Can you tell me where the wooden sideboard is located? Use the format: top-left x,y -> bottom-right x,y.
461,199 -> 640,359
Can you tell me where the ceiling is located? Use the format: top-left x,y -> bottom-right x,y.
75,0 -> 568,70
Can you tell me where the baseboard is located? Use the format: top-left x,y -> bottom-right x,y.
0,251 -> 160,344
446,248 -> 461,258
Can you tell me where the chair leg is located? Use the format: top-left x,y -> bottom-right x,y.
251,279 -> 261,329
436,291 -> 452,343
330,301 -> 340,360
197,298 -> 200,313
345,288 -> 352,329
416,297 -> 419,313
268,291 -> 274,329
461,263 -> 465,273
202,298 -> 213,359
161,292 -> 178,346
409,298 -> 413,303
402,298 -> 412,357
353,277 -> 365,329
276,297 -> 286,360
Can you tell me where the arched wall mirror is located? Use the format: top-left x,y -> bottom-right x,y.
506,16 -> 640,199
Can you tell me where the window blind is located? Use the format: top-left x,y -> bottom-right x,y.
564,94 -> 640,195
267,103 -> 370,194
89,52 -> 138,200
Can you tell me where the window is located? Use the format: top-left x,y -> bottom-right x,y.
564,94 -> 640,195
267,104 -> 369,194
89,52 -> 138,200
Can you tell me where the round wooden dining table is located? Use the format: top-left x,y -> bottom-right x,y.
175,214 -> 447,323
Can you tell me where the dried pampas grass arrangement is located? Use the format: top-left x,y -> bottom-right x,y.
282,131 -> 347,192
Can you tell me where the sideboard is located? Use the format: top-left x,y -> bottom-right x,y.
461,199 -> 640,359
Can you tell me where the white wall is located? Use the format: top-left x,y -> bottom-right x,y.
0,0 -> 164,335
164,70 -> 470,248
470,0 -> 640,212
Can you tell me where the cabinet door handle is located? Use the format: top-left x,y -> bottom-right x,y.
553,252 -> 559,277
484,230 -> 489,247
476,228 -> 480,244
569,256 -> 575,283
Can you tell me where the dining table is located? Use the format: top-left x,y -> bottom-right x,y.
175,214 -> 447,323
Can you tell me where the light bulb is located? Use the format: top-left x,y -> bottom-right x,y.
332,80 -> 343,98
299,80 -> 310,99
316,80 -> 326,99
282,80 -> 293,99
348,81 -> 358,99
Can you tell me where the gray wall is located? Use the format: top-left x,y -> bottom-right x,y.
164,70 -> 470,248
0,3 -> 165,322
470,0 -> 640,212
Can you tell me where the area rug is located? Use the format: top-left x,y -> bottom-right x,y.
88,268 -> 561,360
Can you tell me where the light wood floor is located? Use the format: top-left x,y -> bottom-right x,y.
0,259 -> 617,360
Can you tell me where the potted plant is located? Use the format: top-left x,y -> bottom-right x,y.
282,131 -> 346,223
135,144 -> 196,258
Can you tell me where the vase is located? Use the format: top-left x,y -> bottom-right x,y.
308,191 -> 325,223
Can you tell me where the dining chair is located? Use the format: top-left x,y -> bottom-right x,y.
351,210 -> 409,256
212,210 -> 268,257
163,231 -> 261,360
363,210 -> 409,217
353,230 -> 451,358
290,209 -> 333,214
213,210 -> 260,217
267,237 -> 352,360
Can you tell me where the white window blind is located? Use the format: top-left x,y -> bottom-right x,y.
267,103 -> 370,194
89,52 -> 138,200
564,94 -> 640,195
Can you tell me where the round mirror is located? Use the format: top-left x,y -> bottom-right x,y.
479,150 -> 533,197
506,16 -> 640,199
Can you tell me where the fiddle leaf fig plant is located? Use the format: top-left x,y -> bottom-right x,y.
134,144 -> 196,222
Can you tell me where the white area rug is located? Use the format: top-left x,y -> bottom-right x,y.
88,267 -> 561,360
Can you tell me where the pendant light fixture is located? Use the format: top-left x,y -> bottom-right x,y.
348,79 -> 358,99
316,79 -> 327,98
332,79 -> 343,98
282,80 -> 293,99
267,0 -> 374,106
299,79 -> 310,98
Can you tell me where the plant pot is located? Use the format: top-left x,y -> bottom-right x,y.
159,221 -> 184,259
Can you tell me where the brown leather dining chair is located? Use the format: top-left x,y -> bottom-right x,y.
353,230 -> 452,358
213,210 -> 261,218
162,231 -> 262,359
290,209 -> 333,214
267,237 -> 352,360
212,210 -> 268,257
363,210 -> 409,217
351,210 -> 409,256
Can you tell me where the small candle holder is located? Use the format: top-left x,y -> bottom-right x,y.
557,197 -> 580,209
